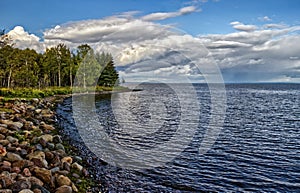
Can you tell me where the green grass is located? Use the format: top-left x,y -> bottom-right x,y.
0,86 -> 129,99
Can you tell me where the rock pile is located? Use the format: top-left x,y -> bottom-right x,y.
0,98 -> 97,193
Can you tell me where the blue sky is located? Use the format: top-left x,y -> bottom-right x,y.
1,0 -> 300,83
2,0 -> 299,36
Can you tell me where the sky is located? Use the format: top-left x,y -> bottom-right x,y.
1,0 -> 300,83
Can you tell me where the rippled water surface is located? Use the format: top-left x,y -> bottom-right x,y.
57,83 -> 300,192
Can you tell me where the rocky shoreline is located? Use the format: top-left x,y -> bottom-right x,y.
0,97 -> 103,193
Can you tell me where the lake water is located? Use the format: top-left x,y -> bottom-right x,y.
57,83 -> 300,192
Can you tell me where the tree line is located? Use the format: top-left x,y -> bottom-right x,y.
0,34 -> 119,89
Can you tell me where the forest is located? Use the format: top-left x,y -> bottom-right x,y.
0,31 -> 119,90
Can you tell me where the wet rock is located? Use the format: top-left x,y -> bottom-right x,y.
11,180 -> 31,192
6,152 -> 23,162
56,175 -> 71,186
33,168 -> 52,183
55,185 -> 72,193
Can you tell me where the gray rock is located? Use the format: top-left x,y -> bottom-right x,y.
19,189 -> 34,193
6,136 -> 18,143
33,168 -> 52,183
47,143 -> 55,150
55,185 -> 72,193
73,156 -> 82,162
11,122 -> 24,129
50,167 -> 60,174
39,134 -> 53,143
31,184 -> 50,193
6,152 -> 23,162
0,189 -> 12,193
11,180 -> 31,192
35,109 -> 42,114
0,139 -> 10,146
53,135 -> 62,144
55,143 -> 65,151
71,162 -> 83,172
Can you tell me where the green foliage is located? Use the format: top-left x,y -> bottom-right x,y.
0,43 -> 120,95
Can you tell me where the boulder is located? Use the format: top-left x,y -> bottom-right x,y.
11,180 -> 31,192
19,189 -> 34,193
55,185 -> 72,193
71,162 -> 83,172
56,175 -> 71,186
6,152 -> 23,162
33,168 -> 52,183
39,134 -> 53,143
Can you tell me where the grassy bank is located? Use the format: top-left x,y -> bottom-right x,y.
0,86 -> 128,99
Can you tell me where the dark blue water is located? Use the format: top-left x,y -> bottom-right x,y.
57,83 -> 300,192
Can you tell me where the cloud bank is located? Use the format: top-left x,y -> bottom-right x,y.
5,10 -> 300,83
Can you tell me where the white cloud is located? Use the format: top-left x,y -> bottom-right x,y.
264,23 -> 288,29
230,22 -> 257,32
141,6 -> 197,21
258,16 -> 272,22
198,23 -> 300,82
5,11 -> 300,83
7,26 -> 43,50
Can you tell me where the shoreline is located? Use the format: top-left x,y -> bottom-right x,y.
0,96 -> 104,193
